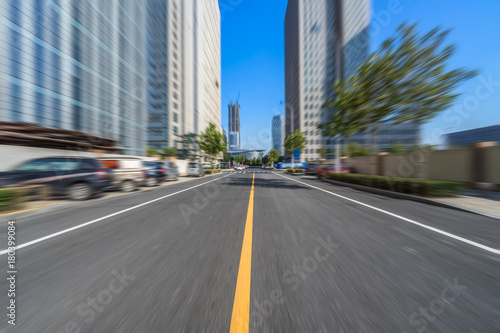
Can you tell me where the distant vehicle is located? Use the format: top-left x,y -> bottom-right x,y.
315,163 -> 352,178
305,162 -> 320,175
0,157 -> 111,200
99,157 -> 145,192
187,162 -> 205,177
237,165 -> 244,171
202,162 -> 212,169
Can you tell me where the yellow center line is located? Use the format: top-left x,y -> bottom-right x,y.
230,172 -> 255,333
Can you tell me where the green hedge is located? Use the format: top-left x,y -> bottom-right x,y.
327,173 -> 464,197
0,188 -> 26,213
286,169 -> 305,174
205,169 -> 222,175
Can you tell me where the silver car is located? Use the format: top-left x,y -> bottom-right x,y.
187,162 -> 204,177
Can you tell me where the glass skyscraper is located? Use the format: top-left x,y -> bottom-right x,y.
228,102 -> 240,151
272,114 -> 284,155
0,0 -> 148,156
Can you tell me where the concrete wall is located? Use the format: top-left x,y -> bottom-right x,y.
346,156 -> 377,175
337,144 -> 499,188
428,148 -> 472,182
484,146 -> 500,184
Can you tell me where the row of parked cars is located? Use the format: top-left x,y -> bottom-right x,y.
0,156 -> 180,201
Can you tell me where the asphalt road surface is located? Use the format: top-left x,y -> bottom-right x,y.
1,169 -> 499,332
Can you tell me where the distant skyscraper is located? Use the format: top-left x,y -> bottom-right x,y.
0,0 -> 148,156
284,0 -> 370,161
228,103 -> 240,150
146,0 -> 221,151
272,115 -> 285,155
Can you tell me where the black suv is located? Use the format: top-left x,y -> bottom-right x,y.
143,161 -> 167,187
0,157 -> 111,200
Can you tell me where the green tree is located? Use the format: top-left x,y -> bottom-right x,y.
262,155 -> 269,165
160,147 -> 177,159
199,123 -> 227,165
284,130 -> 306,166
147,146 -> 159,157
234,156 -> 241,164
256,158 -> 262,166
388,143 -> 406,155
239,155 -> 246,165
223,151 -> 234,163
319,23 -> 477,152
268,148 -> 279,167
341,143 -> 373,157
317,146 -> 327,159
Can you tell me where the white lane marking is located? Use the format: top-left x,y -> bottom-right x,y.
274,172 -> 500,255
0,173 -> 234,256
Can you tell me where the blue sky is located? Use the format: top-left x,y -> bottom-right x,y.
219,0 -> 500,151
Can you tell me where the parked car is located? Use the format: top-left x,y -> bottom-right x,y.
143,161 -> 166,186
187,162 -> 205,177
99,157 -> 145,192
305,162 -> 320,175
164,161 -> 179,181
0,157 -> 111,200
315,163 -> 353,178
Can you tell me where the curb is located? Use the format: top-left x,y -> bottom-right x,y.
319,178 -> 500,220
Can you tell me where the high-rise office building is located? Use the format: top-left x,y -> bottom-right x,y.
446,125 -> 500,147
0,0 -> 148,156
146,0 -> 221,151
284,0 -> 370,161
272,115 -> 285,155
228,103 -> 240,150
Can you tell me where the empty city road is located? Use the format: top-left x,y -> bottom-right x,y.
1,169 -> 499,332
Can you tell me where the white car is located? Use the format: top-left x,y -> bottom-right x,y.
237,165 -> 244,171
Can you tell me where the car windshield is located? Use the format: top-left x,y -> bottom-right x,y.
189,163 -> 198,168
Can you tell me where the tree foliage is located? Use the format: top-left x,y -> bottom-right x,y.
146,146 -> 159,157
199,123 -> 227,159
268,148 -> 279,166
284,130 -> 307,155
160,147 -> 178,159
318,23 -> 477,143
388,143 -> 406,155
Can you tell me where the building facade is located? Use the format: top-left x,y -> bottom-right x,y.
0,0 -> 148,156
146,0 -> 221,152
228,149 -> 264,161
228,102 -> 240,150
272,114 -> 284,155
446,125 -> 500,147
284,0 -> 371,161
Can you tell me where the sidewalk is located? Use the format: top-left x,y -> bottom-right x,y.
435,189 -> 500,219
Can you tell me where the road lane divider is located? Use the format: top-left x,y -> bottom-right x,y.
230,173 -> 255,333
0,173 -> 234,256
274,172 -> 500,256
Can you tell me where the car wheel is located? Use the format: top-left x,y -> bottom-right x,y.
68,183 -> 92,201
146,176 -> 157,187
121,180 -> 135,192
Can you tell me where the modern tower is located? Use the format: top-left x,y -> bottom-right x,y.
272,115 -> 285,155
0,0 -> 148,156
284,0 -> 370,161
146,0 -> 221,151
228,102 -> 240,150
